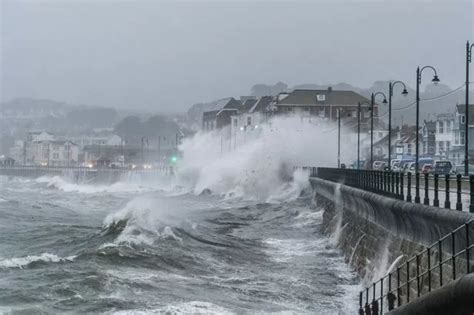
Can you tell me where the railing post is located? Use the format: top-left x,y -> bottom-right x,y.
387,273 -> 396,311
397,266 -> 401,307
427,247 -> 431,292
424,173 -> 429,205
359,292 -> 364,315
391,171 -> 395,195
445,174 -> 451,209
415,172 -> 420,203
380,278 -> 384,314
434,174 -> 440,207
416,254 -> 421,297
452,231 -> 456,280
371,283 -> 378,315
383,171 -> 387,193
399,172 -> 404,200
466,223 -> 471,274
406,260 -> 410,303
456,174 -> 463,211
470,175 -> 474,213
365,287 -> 371,315
439,241 -> 443,287
407,172 -> 412,202
395,172 -> 400,198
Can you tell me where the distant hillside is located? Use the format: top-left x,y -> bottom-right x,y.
0,98 -> 119,134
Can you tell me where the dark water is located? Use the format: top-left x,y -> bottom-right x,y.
0,175 -> 359,314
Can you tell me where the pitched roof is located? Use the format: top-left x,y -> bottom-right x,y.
240,99 -> 258,113
423,120 -> 436,131
456,104 -> 474,123
276,89 -> 371,106
250,96 -> 273,113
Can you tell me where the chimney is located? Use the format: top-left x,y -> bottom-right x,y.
327,86 -> 333,92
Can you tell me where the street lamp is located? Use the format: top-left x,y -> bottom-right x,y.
388,81 -> 409,169
415,66 -> 440,173
357,101 -> 370,170
465,41 -> 474,175
337,108 -> 351,168
370,92 -> 388,169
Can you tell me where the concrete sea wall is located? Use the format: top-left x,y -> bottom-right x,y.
310,177 -> 474,308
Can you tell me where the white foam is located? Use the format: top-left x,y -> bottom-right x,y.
176,115 -> 354,202
111,301 -> 234,315
0,253 -> 76,269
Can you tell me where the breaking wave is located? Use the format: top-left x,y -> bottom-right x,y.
0,253 -> 76,269
175,116 -> 354,201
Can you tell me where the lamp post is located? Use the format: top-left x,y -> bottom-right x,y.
465,41 -> 474,175
388,81 -> 409,169
370,92 -> 388,169
357,101 -> 370,170
416,66 -> 440,172
338,108 -> 341,168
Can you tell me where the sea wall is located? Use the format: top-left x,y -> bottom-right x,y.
310,177 -> 474,283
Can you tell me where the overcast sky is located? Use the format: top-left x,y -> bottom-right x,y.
1,0 -> 473,112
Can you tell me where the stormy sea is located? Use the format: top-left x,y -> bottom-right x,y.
0,117 -> 361,314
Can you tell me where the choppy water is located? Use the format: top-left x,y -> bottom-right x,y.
0,174 -> 360,314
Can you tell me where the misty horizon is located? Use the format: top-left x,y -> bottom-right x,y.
1,0 -> 473,112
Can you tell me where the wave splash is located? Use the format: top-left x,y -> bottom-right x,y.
176,116 -> 350,201
0,253 -> 76,269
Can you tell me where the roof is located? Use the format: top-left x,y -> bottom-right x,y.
240,99 -> 258,113
423,120 -> 436,131
456,104 -> 474,123
250,96 -> 274,113
276,89 -> 371,107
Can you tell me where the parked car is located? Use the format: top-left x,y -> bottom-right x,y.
453,165 -> 474,175
372,161 -> 386,170
418,157 -> 434,171
433,160 -> 454,175
421,164 -> 432,174
391,159 -> 401,169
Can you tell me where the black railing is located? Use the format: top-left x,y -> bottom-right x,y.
358,220 -> 473,314
315,168 -> 474,213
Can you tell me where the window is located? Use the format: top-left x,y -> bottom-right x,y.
461,115 -> 466,124
439,141 -> 445,153
304,107 -> 309,112
287,107 -> 292,112
461,131 -> 465,145
455,132 -> 460,145
439,121 -> 444,134
233,119 -> 237,127
364,109 -> 370,118
407,144 -> 412,155
247,116 -> 252,126
316,94 -> 326,101
352,109 -> 357,117
319,108 -> 325,117
446,141 -> 450,152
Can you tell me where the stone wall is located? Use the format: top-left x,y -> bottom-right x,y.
311,177 -> 474,307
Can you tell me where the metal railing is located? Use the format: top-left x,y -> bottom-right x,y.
358,220 -> 473,314
315,168 -> 474,213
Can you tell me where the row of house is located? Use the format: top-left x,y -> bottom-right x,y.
202,87 -> 472,167
202,87 -> 377,133
372,104 -> 472,165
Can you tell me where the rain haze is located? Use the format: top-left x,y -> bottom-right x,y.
2,1 -> 474,314
1,0 -> 473,111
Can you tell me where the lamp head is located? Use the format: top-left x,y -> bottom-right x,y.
382,98 -> 388,104
402,88 -> 408,97
432,75 -> 440,85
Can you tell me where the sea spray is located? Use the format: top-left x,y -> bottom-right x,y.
176,115 -> 356,201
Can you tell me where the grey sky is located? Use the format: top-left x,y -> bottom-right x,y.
1,0 -> 473,112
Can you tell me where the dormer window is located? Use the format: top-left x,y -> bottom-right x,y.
461,114 -> 466,124
316,94 -> 326,102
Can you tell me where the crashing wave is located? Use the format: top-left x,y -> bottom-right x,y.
0,253 -> 76,269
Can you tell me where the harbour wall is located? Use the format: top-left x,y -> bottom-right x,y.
310,177 -> 474,306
